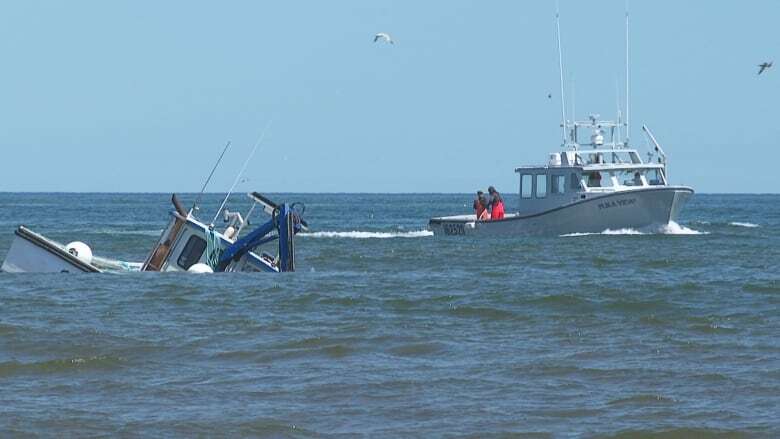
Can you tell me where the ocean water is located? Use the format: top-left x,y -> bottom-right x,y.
0,192 -> 778,438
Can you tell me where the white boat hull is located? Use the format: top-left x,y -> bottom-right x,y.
1,226 -> 100,273
429,187 -> 693,236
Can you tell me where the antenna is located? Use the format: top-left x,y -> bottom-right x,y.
555,4 -> 567,147
625,2 -> 630,146
615,80 -> 622,145
190,140 -> 231,216
211,118 -> 274,226
571,76 -> 576,128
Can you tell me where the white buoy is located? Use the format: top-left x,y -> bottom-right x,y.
188,263 -> 214,273
65,241 -> 93,264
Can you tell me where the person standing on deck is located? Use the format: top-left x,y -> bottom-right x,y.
473,190 -> 490,220
487,186 -> 505,220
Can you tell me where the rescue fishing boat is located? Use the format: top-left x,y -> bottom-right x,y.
428,8 -> 694,236
428,118 -> 693,236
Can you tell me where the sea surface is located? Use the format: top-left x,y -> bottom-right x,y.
0,192 -> 778,438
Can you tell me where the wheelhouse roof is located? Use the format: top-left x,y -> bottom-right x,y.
515,163 -> 664,173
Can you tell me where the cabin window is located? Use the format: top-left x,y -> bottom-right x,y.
648,169 -> 665,186
521,174 -> 533,198
586,172 -> 602,188
535,174 -> 547,198
551,175 -> 565,194
570,173 -> 580,190
620,170 -> 644,186
177,235 -> 207,270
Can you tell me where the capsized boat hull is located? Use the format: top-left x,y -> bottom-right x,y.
428,186 -> 693,236
1,226 -> 100,273
1,226 -> 142,273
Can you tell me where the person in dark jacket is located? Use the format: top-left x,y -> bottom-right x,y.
473,190 -> 490,220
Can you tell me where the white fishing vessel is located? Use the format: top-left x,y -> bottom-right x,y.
429,9 -> 693,236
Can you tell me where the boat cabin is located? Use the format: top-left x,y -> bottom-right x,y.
513,116 -> 669,215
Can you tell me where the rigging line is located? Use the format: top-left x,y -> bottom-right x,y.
190,140 -> 231,215
211,118 -> 274,226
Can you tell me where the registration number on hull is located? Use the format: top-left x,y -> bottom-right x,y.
441,223 -> 466,236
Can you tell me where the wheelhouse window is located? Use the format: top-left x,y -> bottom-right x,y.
177,235 -> 207,270
586,172 -> 602,188
535,174 -> 547,198
551,175 -> 565,194
620,170 -> 644,186
570,173 -> 581,190
521,174 -> 533,198
648,169 -> 666,186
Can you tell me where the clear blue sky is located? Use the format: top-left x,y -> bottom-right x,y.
0,1 -> 777,193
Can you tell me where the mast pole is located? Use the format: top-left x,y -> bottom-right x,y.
555,6 -> 567,147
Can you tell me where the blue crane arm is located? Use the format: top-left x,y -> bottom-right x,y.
215,203 -> 300,272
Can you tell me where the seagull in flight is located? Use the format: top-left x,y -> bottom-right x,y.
373,32 -> 394,45
758,61 -> 772,75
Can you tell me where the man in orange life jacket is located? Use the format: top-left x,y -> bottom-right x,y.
488,186 -> 505,220
473,190 -> 490,220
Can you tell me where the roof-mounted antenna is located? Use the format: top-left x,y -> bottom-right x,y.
625,1 -> 630,147
615,79 -> 623,145
571,75 -> 576,129
555,3 -> 567,147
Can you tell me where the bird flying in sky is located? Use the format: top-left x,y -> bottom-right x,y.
758,61 -> 772,75
373,32 -> 394,44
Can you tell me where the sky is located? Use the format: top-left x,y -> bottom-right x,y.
0,0 -> 777,193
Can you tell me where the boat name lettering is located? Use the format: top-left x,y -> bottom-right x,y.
442,223 -> 466,236
598,198 -> 636,210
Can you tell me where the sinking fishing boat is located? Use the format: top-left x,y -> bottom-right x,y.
1,192 -> 307,273
428,9 -> 694,237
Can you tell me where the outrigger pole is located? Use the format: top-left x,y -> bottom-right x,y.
190,140 -> 231,215
555,4 -> 567,147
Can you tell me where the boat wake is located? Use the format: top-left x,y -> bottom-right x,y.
561,221 -> 706,237
729,222 -> 759,228
658,221 -> 707,235
300,230 -> 434,239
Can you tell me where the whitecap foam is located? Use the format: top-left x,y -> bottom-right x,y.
300,230 -> 434,239
659,221 -> 707,235
561,222 -> 706,237
561,228 -> 645,237
602,228 -> 646,235
729,222 -> 759,228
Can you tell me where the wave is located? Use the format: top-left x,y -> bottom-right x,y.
729,221 -> 759,228
92,229 -> 164,236
300,230 -> 433,239
0,355 -> 123,377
